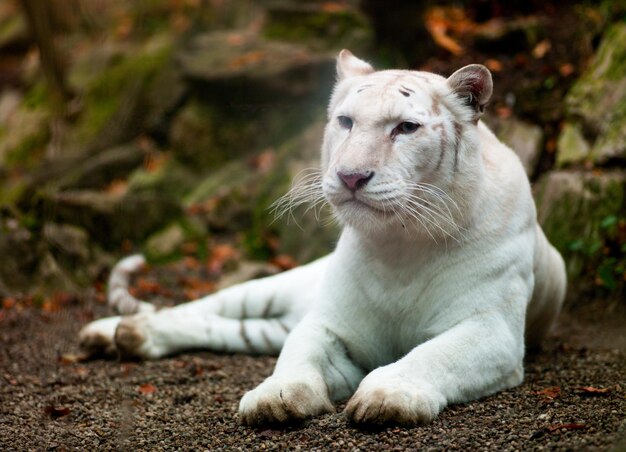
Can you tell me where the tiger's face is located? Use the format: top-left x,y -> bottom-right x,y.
320,54 -> 492,240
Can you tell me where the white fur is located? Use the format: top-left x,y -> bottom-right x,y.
79,51 -> 566,426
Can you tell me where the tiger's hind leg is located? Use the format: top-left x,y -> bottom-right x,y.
79,256 -> 328,359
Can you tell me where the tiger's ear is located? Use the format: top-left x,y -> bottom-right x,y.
447,64 -> 493,121
337,49 -> 374,81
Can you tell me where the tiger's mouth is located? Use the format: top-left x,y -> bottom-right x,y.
337,198 -> 388,216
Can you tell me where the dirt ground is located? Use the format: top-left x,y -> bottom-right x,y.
1,295 -> 624,451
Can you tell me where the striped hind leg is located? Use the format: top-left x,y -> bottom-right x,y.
80,256 -> 328,359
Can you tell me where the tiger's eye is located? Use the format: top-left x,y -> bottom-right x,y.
337,115 -> 353,130
396,122 -> 419,134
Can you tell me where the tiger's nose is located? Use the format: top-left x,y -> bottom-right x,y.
337,170 -> 374,191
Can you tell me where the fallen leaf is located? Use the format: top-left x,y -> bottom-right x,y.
135,278 -> 162,295
533,386 -> 561,401
559,63 -> 575,77
74,366 -> 90,379
45,405 -> 71,419
484,58 -> 503,72
4,374 -> 18,385
576,386 -> 611,396
547,423 -> 587,432
2,297 -> 16,310
321,2 -> 347,13
138,383 -> 157,395
58,353 -> 89,365
249,150 -> 276,173
496,106 -> 513,119
143,152 -> 168,173
228,51 -> 266,70
271,255 -> 298,271
207,244 -> 239,274
120,363 -> 136,376
532,39 -> 552,58
183,256 -> 201,270
226,32 -> 244,46
105,179 -> 129,195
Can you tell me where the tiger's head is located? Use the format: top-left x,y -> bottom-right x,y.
319,50 -> 493,240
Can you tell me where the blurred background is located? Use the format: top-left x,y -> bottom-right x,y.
0,0 -> 624,312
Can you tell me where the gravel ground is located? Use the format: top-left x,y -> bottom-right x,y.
1,299 -> 624,451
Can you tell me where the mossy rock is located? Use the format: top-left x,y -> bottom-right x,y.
534,170 -> 626,298
126,155 -> 198,198
558,23 -> 626,165
64,33 -> 182,154
0,86 -> 50,169
144,218 -> 207,263
37,190 -> 183,249
172,33 -> 335,169
263,2 -> 372,51
184,117 -> 338,263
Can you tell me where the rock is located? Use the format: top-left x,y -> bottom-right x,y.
558,23 -> 626,166
178,31 -> 334,96
184,117 -> 338,262
534,170 -> 626,295
145,223 -> 186,261
126,156 -> 198,198
556,123 -> 591,167
0,219 -> 38,295
42,223 -> 90,261
0,89 -> 49,169
39,190 -> 182,248
40,143 -> 145,191
483,113 -> 543,176
263,2 -> 371,50
171,32 -> 335,169
63,33 -> 183,154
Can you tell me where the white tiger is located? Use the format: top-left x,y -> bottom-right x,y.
79,50 -> 566,426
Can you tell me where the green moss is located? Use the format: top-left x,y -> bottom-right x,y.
537,172 -> 626,298
264,7 -> 371,49
71,35 -> 174,147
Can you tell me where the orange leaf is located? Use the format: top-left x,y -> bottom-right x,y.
228,51 -> 266,70
576,386 -> 611,395
271,255 -> 298,271
484,59 -> 503,72
547,423 -> 587,432
105,179 -> 129,195
533,386 -> 561,400
58,353 -> 89,365
321,2 -> 347,13
45,405 -> 71,419
2,297 -> 16,310
532,39 -> 551,59
559,63 -> 575,77
138,383 -> 157,395
135,278 -> 162,295
208,244 -> 239,273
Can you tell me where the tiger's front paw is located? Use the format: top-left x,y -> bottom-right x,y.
239,377 -> 334,425
345,371 -> 446,426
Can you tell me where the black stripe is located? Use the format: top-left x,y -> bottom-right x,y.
261,297 -> 274,319
241,295 -> 247,319
239,321 -> 255,352
260,329 -> 276,353
453,122 -> 463,172
276,319 -> 290,334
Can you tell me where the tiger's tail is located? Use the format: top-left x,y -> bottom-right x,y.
107,254 -> 156,315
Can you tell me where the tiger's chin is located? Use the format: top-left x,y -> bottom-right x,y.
332,199 -> 407,234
